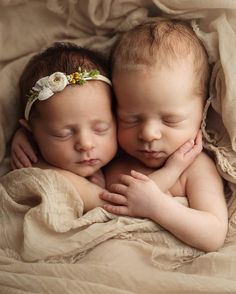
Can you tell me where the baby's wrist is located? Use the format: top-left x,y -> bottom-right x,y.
163,160 -> 181,173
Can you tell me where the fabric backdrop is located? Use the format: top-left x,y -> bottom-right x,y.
1,1 -> 236,293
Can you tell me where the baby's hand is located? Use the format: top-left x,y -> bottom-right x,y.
11,128 -> 38,169
87,169 -> 106,188
100,170 -> 162,218
165,130 -> 202,174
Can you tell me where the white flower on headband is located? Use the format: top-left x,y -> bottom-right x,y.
32,72 -> 69,101
25,68 -> 112,121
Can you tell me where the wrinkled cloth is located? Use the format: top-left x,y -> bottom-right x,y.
0,168 -> 236,293
0,0 -> 236,183
1,0 -> 236,292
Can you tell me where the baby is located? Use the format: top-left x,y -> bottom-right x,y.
100,20 -> 228,252
13,42 -> 117,211
11,42 -> 200,213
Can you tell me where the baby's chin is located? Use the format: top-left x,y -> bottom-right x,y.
138,156 -> 167,169
76,168 -> 100,178
62,165 -> 102,178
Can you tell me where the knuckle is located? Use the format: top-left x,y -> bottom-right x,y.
111,184 -> 121,193
104,192 -> 112,200
117,187 -> 123,194
113,206 -> 119,213
19,156 -> 27,164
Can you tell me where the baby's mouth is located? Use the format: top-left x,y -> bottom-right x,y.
78,159 -> 100,166
139,150 -> 165,159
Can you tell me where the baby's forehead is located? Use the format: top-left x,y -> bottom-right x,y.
114,52 -> 195,71
113,60 -> 196,90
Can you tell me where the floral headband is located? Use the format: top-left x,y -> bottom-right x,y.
24,68 -> 112,120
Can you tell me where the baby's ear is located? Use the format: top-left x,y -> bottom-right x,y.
19,119 -> 32,132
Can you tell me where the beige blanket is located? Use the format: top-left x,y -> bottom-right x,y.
1,167 -> 236,293
1,0 -> 236,292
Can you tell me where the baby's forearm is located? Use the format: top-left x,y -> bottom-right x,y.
149,165 -> 181,192
57,170 -> 107,213
150,193 -> 227,251
35,161 -> 107,213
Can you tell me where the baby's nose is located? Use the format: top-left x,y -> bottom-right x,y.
139,121 -> 162,142
74,132 -> 95,151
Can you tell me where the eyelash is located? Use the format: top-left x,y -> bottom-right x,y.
52,132 -> 72,139
93,128 -> 109,134
163,120 -> 179,125
119,117 -> 139,124
93,123 -> 110,133
119,118 -> 182,128
51,123 -> 110,137
162,118 -> 184,126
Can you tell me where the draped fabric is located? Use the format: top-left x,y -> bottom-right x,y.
1,1 -> 236,292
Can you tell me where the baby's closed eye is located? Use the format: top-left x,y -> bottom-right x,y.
92,122 -> 111,134
51,129 -> 73,139
118,114 -> 140,125
162,115 -> 186,126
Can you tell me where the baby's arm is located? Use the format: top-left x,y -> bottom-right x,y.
100,154 -> 228,251
149,131 -> 202,192
31,159 -> 108,213
50,168 -> 108,213
11,127 -> 38,169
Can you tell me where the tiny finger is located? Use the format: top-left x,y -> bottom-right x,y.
178,139 -> 194,154
18,154 -> 33,168
109,183 -> 127,194
119,174 -> 134,185
187,134 -> 203,157
130,170 -> 149,181
11,153 -> 25,169
195,130 -> 202,143
20,144 -> 38,163
103,204 -> 128,216
14,145 -> 34,167
100,192 -> 127,205
195,131 -> 203,149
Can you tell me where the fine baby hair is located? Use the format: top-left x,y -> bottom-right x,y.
19,42 -> 114,121
111,19 -> 210,99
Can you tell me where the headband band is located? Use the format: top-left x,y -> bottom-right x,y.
24,68 -> 112,120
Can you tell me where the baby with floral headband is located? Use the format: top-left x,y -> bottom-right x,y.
11,42 -> 201,213
99,19 -> 228,252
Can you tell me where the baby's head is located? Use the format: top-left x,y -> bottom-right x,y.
112,19 -> 209,99
111,19 -> 210,168
19,42 -> 117,176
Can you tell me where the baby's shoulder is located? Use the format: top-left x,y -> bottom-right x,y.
169,153 -> 213,197
183,151 -> 219,180
189,151 -> 216,169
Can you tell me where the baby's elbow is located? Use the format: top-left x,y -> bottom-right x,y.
203,237 -> 225,252
201,225 -> 228,252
